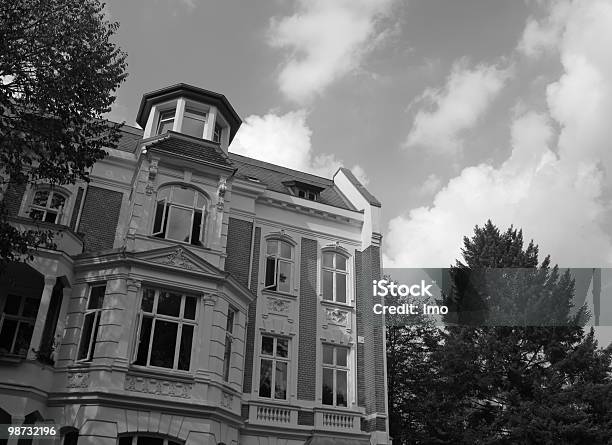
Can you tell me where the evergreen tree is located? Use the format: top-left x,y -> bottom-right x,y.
387,221 -> 612,444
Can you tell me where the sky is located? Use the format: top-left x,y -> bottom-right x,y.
105,0 -> 612,272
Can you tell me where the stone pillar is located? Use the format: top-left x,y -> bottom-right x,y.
51,285 -> 73,363
195,293 -> 217,374
27,276 -> 57,360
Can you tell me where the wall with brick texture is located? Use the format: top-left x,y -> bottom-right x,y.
355,245 -> 387,431
3,182 -> 26,216
242,226 -> 260,393
77,186 -> 123,252
297,237 -> 317,401
225,217 -> 253,287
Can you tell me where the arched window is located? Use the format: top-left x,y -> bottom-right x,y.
321,250 -> 349,303
28,187 -> 67,224
264,237 -> 294,293
152,185 -> 207,246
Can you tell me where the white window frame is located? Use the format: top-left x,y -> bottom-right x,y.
152,185 -> 207,246
156,109 -> 176,135
133,288 -> 197,372
258,335 -> 290,400
0,294 -> 40,357
76,284 -> 106,362
264,238 -> 295,294
181,108 -> 207,138
28,187 -> 68,225
321,250 -> 349,304
321,344 -> 350,407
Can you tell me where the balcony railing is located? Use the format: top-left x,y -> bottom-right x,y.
247,401 -> 362,432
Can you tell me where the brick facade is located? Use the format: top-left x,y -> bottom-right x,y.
3,182 -> 26,216
242,226 -> 260,393
77,185 -> 123,252
297,237 -> 318,401
356,245 -> 387,431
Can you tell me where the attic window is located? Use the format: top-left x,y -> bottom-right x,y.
297,189 -> 318,201
246,176 -> 260,183
283,181 -> 324,202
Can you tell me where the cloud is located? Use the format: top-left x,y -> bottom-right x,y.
268,0 -> 394,103
385,0 -> 612,268
229,110 -> 368,183
404,61 -> 509,154
518,0 -> 570,57
418,174 -> 442,196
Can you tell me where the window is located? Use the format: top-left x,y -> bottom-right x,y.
118,435 -> 181,445
322,344 -> 349,407
28,189 -> 66,224
264,239 -> 293,293
297,188 -> 318,201
77,284 -> 106,361
152,185 -> 207,246
322,251 -> 348,303
259,335 -> 289,400
213,122 -> 223,143
157,110 -> 175,135
0,295 -> 40,356
222,307 -> 236,382
134,288 -> 197,371
182,108 -> 206,138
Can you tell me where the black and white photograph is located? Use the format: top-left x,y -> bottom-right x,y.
1,1 -> 611,444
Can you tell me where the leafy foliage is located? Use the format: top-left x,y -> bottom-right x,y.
0,0 -> 127,266
387,221 -> 612,444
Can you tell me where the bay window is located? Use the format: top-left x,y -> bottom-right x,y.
134,288 -> 197,371
222,307 -> 236,382
77,284 -> 106,361
0,294 -> 40,357
322,344 -> 349,407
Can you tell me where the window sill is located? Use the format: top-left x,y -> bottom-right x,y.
261,289 -> 297,299
319,299 -> 354,310
0,353 -> 25,365
145,235 -> 223,255
127,364 -> 195,383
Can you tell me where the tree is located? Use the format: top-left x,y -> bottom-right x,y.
387,221 -> 612,444
0,0 -> 127,266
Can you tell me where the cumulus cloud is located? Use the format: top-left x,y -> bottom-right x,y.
386,0 -> 612,268
268,0 -> 394,103
518,0 -> 570,57
229,110 -> 368,182
404,61 -> 510,154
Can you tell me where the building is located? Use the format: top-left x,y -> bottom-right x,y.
0,84 -> 390,445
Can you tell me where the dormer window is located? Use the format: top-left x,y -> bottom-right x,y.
182,108 -> 206,138
157,110 -> 175,135
283,181 -> 324,202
